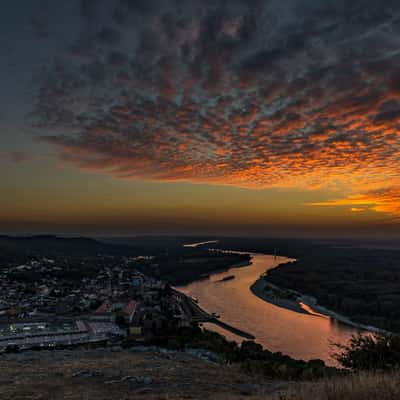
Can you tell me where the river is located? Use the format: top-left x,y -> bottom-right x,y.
179,246 -> 364,365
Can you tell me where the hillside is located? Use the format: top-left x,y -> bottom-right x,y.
0,348 -> 290,399
2,347 -> 400,400
0,235 -> 138,261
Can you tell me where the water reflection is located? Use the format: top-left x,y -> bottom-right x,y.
179,252 -> 362,365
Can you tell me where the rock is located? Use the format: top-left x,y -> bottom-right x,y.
104,380 -> 119,385
135,376 -> 153,385
72,370 -> 99,378
186,348 -> 220,363
143,376 -> 153,385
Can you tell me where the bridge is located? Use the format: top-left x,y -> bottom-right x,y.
173,289 -> 255,341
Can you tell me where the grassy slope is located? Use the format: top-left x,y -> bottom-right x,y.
2,348 -> 400,399
0,348 -> 290,399
279,371 -> 400,400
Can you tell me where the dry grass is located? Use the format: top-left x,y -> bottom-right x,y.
0,348 -> 287,399
279,371 -> 400,400
4,349 -> 400,399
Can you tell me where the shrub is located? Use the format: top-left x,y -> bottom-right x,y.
335,334 -> 400,371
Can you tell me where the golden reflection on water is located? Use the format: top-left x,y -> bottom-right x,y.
180,253 -> 361,365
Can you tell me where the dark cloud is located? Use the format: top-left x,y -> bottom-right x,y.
80,0 -> 98,21
108,51 -> 128,66
97,27 -> 122,46
28,0 -> 400,209
117,0 -> 160,15
30,16 -> 49,39
374,106 -> 400,123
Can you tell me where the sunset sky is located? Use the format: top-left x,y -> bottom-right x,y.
1,0 -> 400,237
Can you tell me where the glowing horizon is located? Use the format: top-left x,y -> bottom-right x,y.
0,1 -> 399,237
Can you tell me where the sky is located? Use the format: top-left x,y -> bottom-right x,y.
1,0 -> 400,237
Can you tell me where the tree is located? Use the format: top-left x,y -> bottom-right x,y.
335,333 -> 400,371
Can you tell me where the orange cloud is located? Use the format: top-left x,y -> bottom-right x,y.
307,187 -> 400,217
30,1 -> 400,225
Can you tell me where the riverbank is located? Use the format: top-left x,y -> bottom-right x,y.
299,295 -> 388,335
252,275 -> 387,335
250,278 -> 309,315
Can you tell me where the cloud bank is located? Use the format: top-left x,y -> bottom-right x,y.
29,0 -> 400,215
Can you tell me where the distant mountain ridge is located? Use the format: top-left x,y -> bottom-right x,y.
0,235 -> 135,259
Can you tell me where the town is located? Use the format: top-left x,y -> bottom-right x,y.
0,254 -> 198,352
